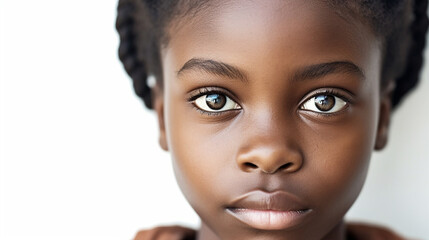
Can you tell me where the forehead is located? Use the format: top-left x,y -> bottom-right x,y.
162,0 -> 381,79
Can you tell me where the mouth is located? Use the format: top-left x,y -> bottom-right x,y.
226,190 -> 312,230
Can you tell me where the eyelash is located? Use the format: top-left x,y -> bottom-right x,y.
306,89 -> 350,102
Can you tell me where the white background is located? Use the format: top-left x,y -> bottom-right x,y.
0,0 -> 428,239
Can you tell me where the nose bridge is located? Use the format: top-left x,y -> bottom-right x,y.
236,107 -> 303,174
249,103 -> 297,144
253,106 -> 289,138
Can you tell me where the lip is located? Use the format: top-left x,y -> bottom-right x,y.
226,190 -> 312,230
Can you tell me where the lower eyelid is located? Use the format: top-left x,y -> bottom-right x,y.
191,104 -> 242,121
192,105 -> 223,116
298,106 -> 351,123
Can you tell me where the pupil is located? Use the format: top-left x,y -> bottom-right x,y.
315,95 -> 335,111
206,94 -> 226,110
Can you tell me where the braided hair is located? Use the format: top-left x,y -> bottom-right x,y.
116,0 -> 428,109
392,0 -> 428,106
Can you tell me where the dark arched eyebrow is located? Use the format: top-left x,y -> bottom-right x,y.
177,58 -> 248,82
293,61 -> 365,81
177,58 -> 364,82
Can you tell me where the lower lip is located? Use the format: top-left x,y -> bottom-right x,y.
226,208 -> 312,230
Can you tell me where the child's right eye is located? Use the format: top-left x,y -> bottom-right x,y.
192,93 -> 241,113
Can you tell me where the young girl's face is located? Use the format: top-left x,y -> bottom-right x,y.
155,0 -> 390,239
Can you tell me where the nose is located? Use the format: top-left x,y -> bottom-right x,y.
235,108 -> 303,174
236,143 -> 303,174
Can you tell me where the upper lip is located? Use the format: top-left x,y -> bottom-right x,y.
227,190 -> 309,211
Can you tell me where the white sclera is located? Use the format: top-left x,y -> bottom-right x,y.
194,94 -> 241,112
301,95 -> 347,113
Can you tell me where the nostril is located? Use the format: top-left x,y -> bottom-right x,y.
244,162 -> 258,169
279,162 -> 293,170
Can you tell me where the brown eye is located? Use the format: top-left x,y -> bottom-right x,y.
194,92 -> 241,113
206,94 -> 226,110
301,93 -> 347,113
314,95 -> 335,111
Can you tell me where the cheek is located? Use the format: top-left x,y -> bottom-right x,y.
300,88 -> 380,216
164,87 -> 235,212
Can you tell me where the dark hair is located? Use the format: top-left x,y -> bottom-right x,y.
116,0 -> 428,109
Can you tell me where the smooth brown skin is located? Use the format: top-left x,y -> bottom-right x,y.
152,0 -> 392,239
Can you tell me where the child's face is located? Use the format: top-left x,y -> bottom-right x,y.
156,0 -> 389,239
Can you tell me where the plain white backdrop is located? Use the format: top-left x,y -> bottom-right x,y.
1,0 -> 428,239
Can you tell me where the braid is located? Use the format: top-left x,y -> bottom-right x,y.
116,0 -> 153,109
392,0 -> 428,108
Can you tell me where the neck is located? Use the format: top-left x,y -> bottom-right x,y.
196,220 -> 348,240
196,223 -> 219,240
321,220 -> 347,240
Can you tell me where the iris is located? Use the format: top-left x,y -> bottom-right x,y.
206,94 -> 226,110
315,95 -> 335,111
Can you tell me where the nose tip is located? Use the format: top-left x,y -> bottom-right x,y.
236,146 -> 303,174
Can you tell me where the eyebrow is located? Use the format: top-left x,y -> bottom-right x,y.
177,58 -> 364,83
293,61 -> 365,81
177,58 -> 248,82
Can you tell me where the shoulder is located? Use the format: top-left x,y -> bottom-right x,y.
346,222 -> 406,240
133,225 -> 196,240
133,223 -> 405,240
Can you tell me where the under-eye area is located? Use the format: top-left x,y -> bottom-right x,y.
187,86 -> 242,116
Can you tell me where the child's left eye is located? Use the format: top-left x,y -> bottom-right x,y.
300,94 -> 348,113
193,93 -> 241,112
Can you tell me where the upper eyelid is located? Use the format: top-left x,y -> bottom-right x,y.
187,87 -> 241,103
299,88 -> 354,105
